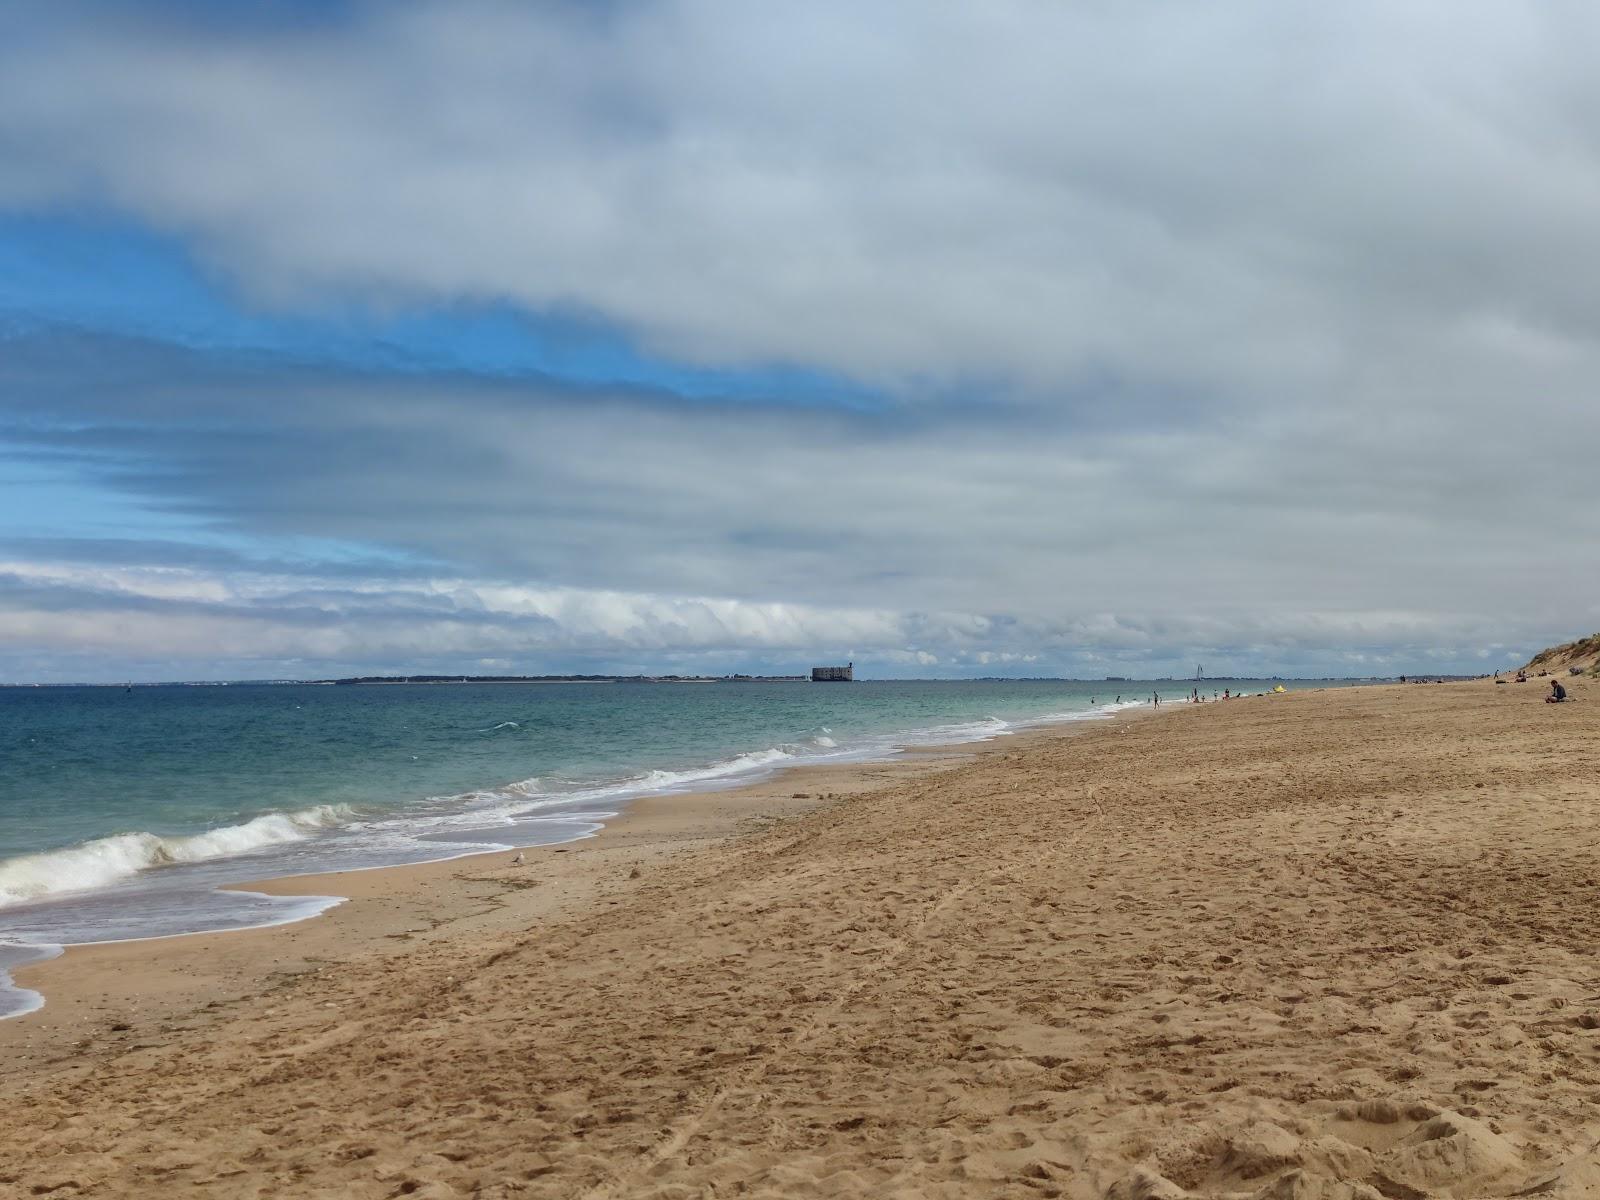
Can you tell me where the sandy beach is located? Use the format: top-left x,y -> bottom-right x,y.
4,679 -> 1599,1198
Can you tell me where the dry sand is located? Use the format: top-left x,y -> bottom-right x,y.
4,680 -> 1600,1198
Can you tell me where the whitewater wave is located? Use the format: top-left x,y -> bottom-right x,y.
592,746 -> 797,798
1017,698 -> 1145,728
891,715 -> 1013,746
0,804 -> 353,908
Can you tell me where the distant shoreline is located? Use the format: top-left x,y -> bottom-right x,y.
1,674 -> 1425,688
324,674 -> 804,685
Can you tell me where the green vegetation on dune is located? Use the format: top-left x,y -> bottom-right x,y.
1526,633 -> 1600,676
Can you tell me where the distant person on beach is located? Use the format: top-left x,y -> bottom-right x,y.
1547,680 -> 1567,703
1153,693 -> 1159,706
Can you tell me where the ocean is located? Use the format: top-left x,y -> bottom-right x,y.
0,677 -> 1332,1017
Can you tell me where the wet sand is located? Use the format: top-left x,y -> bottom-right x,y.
5,681 -> 1599,1198
0,745 -> 978,1083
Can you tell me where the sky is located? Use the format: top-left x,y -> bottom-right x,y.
1,1 -> 1597,682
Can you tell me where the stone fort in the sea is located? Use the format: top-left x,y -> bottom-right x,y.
811,663 -> 854,682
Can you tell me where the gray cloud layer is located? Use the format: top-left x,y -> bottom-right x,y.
2,3 -> 1599,677
6,1 -> 1600,397
1,332 -> 1590,679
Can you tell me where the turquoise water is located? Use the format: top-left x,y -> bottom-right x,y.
0,678 -> 1332,1016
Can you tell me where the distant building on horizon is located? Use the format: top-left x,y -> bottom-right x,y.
811,662 -> 854,682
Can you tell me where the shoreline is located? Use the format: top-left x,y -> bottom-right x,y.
10,679 -> 1586,1197
0,695 -> 1160,954
0,703 -> 1154,1075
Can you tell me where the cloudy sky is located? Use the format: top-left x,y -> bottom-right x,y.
2,1 -> 1596,682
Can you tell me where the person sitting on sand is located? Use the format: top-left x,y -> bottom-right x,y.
1547,680 -> 1567,703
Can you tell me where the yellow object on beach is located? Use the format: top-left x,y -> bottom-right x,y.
1273,685 -> 1286,693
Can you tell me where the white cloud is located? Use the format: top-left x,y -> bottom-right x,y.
0,554 -> 1581,682
0,558 -> 908,664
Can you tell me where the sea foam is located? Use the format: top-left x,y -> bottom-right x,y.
0,942 -> 62,1019
0,804 -> 352,908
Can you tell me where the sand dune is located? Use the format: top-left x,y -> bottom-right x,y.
4,681 -> 1599,1198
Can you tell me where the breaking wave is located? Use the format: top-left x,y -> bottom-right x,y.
0,805 -> 353,908
563,746 -> 801,801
